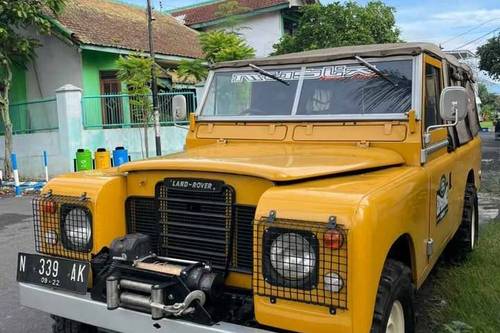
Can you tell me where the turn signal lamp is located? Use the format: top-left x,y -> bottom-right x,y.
42,201 -> 57,214
324,229 -> 344,249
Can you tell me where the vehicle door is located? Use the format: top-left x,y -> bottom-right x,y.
422,55 -> 461,263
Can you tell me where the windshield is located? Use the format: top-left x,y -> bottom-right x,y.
200,59 -> 413,118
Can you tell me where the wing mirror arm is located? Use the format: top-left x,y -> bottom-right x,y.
424,103 -> 459,145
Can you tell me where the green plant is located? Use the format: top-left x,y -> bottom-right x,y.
117,55 -> 158,158
477,34 -> 500,80
427,220 -> 500,332
0,0 -> 66,177
176,59 -> 208,83
272,1 -> 401,55
200,30 -> 255,63
478,83 -> 500,121
175,31 -> 255,82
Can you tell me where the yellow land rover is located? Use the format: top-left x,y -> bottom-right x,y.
17,43 -> 481,333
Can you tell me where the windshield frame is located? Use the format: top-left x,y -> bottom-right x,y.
196,55 -> 421,122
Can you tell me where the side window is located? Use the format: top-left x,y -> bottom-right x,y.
424,64 -> 442,129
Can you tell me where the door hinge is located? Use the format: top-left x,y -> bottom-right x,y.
426,238 -> 434,257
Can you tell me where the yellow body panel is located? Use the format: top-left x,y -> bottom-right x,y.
42,169 -> 128,255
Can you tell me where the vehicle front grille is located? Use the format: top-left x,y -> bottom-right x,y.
234,205 -> 255,272
126,180 -> 256,273
125,197 -> 160,251
157,181 -> 234,269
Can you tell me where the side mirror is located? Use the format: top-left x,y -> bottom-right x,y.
439,86 -> 468,122
172,95 -> 187,122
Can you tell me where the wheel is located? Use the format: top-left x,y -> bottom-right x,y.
51,315 -> 97,333
371,259 -> 415,333
447,183 -> 479,259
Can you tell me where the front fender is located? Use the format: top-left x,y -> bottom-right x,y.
252,166 -> 428,333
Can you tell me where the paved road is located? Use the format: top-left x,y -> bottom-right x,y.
0,196 -> 52,332
478,131 -> 500,222
0,132 -> 498,333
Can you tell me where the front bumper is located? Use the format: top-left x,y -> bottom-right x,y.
19,283 -> 270,333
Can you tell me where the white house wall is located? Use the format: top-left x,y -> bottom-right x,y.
25,29 -> 83,101
207,11 -> 284,57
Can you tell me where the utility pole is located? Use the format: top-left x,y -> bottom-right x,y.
146,0 -> 162,156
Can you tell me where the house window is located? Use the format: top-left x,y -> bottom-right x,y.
283,14 -> 299,35
100,71 -> 123,126
424,64 -> 442,128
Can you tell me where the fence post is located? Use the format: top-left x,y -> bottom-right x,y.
11,153 -> 21,197
56,85 -> 83,173
43,150 -> 49,182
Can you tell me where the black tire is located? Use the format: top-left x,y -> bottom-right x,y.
51,315 -> 97,333
371,259 -> 415,333
447,183 -> 478,259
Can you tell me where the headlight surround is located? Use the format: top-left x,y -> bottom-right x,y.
263,228 -> 318,289
60,205 -> 92,252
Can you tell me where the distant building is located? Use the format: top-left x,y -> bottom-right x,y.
445,49 -> 500,94
169,0 -> 318,57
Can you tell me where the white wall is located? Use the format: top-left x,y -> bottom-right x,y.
24,28 -> 83,101
81,126 -> 187,162
0,130 -> 67,179
207,11 -> 284,57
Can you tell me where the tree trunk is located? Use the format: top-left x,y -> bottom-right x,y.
0,61 -> 13,178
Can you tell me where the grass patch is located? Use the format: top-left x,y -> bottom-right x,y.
480,121 -> 493,129
429,220 -> 500,333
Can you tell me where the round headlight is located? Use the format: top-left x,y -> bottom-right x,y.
270,233 -> 316,280
62,207 -> 91,250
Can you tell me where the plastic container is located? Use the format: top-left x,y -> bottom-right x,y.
75,149 -> 93,171
112,146 -> 129,167
95,148 -> 111,170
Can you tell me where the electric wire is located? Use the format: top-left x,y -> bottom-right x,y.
452,26 -> 500,50
442,17 -> 500,45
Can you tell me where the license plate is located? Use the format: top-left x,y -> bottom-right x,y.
17,253 -> 89,294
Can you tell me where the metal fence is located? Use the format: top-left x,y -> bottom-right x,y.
82,90 -> 197,129
0,98 -> 58,135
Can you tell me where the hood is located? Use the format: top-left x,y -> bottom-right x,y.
119,143 -> 405,182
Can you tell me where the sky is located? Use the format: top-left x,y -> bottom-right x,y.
123,0 -> 500,52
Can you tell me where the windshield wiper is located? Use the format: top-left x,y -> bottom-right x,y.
249,64 -> 290,86
354,56 -> 398,87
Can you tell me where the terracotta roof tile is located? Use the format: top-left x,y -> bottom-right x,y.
54,0 -> 203,59
170,0 -> 290,26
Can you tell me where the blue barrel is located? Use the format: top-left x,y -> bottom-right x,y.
112,147 -> 129,167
